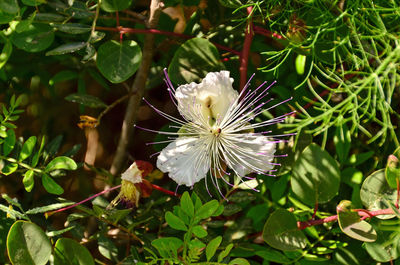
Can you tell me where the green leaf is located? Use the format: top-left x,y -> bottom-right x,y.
218,0 -> 242,8
54,23 -> 91,34
54,238 -> 94,265
25,202 -> 74,214
1,162 -> 18,175
101,0 -> 132,12
218,243 -> 234,262
291,143 -> 340,205
6,221 -> 52,265
0,214 -> 13,263
98,235 -> 118,261
15,12 -> 36,33
255,248 -> 292,263
385,148 -> 400,188
45,156 -> 77,172
364,228 -> 400,262
46,42 -> 87,56
0,204 -> 26,220
192,225 -> 207,238
96,40 -> 142,83
0,0 -> 19,14
168,38 -> 224,84
180,191 -> 194,217
19,136 -> 37,161
336,200 -> 377,242
223,204 -> 242,216
41,174 -> 64,195
11,24 -> 54,52
22,0 -> 46,6
151,237 -> 183,258
23,170 -> 34,192
229,258 -> 251,265
49,70 -> 78,85
334,121 -> 351,164
65,93 -> 107,108
31,136 -> 46,167
295,54 -> 306,75
34,13 -> 65,22
263,209 -> 308,251
3,129 -> 15,156
165,211 -> 188,231
206,236 -> 222,261
360,169 -> 396,219
0,38 -> 12,69
196,200 -> 220,219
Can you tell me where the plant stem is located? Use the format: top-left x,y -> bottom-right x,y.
239,6 -> 254,91
109,0 -> 164,176
95,26 -> 241,56
297,208 -> 395,230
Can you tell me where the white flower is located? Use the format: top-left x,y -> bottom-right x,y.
137,69 -> 292,193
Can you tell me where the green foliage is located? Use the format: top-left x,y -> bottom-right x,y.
0,0 -> 400,264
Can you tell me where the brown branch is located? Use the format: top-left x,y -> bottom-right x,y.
109,0 -> 164,176
239,7 -> 254,91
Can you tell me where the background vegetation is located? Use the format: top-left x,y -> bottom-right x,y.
0,0 -> 400,264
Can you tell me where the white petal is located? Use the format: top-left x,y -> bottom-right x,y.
121,162 -> 143,184
222,135 -> 276,177
175,71 -> 238,122
157,137 -> 210,187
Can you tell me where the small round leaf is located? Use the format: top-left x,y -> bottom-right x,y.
262,209 -> 308,251
54,238 -> 94,265
41,174 -> 64,195
7,221 -> 52,265
291,143 -> 340,205
360,169 -> 396,219
96,40 -> 142,83
11,24 -> 54,53
45,156 -> 77,172
168,38 -> 224,84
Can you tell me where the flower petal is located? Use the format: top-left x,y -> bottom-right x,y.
221,135 -> 276,177
175,71 -> 238,123
157,137 -> 210,187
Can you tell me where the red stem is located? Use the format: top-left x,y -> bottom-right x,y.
95,26 -> 241,56
239,7 -> 254,91
253,25 -> 284,40
151,184 -> 181,198
48,184 -> 122,215
297,208 -> 395,230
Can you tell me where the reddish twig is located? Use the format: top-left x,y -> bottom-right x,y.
95,26 -> 241,56
253,25 -> 284,40
297,208 -> 395,230
239,7 -> 254,91
151,184 -> 181,198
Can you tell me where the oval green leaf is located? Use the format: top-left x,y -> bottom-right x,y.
192,225 -> 207,238
365,228 -> 400,262
41,174 -> 64,195
196,200 -> 220,219
54,23 -> 91,34
19,136 -> 37,161
0,0 -> 19,14
168,38 -> 224,84
295,54 -> 306,75
96,40 -> 142,83
165,211 -> 188,231
206,236 -> 222,261
262,209 -> 308,251
6,221 -> 52,265
45,156 -> 77,172
3,129 -> 15,156
291,143 -> 340,205
65,93 -> 107,108
180,191 -> 194,217
54,238 -> 94,265
337,203 -> 377,242
23,170 -> 34,192
101,0 -> 132,12
11,24 -> 54,53
360,169 -> 396,219
151,237 -> 183,258
46,42 -> 87,56
0,39 -> 12,69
